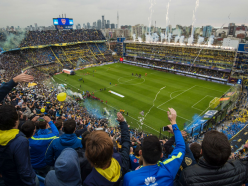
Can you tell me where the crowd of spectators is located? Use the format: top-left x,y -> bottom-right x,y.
0,43 -> 114,75
19,30 -> 106,48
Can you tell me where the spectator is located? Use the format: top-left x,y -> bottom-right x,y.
29,116 -> 59,177
45,119 -> 82,166
189,142 -> 202,163
0,105 -> 37,186
0,71 -> 33,102
55,119 -> 64,137
21,120 -> 36,138
83,112 -> 130,186
76,131 -> 92,182
129,145 -> 141,171
123,108 -> 185,186
178,131 -> 248,186
45,148 -> 81,186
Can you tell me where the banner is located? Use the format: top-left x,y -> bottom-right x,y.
220,97 -> 230,101
19,40 -> 107,50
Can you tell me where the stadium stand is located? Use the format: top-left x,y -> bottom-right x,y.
19,29 -> 106,47
1,30 -> 248,186
124,42 -> 235,80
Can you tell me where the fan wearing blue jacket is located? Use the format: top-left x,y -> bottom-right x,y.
45,119 -> 82,166
28,115 -> 59,177
123,108 -> 186,186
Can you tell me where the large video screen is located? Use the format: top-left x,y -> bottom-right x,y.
53,18 -> 73,26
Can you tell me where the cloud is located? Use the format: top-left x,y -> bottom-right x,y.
0,0 -> 247,28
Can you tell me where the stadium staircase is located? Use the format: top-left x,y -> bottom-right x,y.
60,47 -> 73,65
95,43 -> 106,60
50,47 -> 63,66
86,43 -> 97,60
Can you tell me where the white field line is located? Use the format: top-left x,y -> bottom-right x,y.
191,95 -> 216,112
170,90 -> 183,99
102,103 -> 160,134
191,95 -> 208,111
143,86 -> 166,121
157,85 -> 197,108
185,86 -> 233,128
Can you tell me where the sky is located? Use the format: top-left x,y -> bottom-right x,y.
0,0 -> 247,28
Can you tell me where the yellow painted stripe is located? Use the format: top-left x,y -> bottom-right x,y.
163,152 -> 183,165
31,136 -> 58,141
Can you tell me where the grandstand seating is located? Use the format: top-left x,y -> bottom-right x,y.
125,42 -> 235,70
19,29 -> 106,47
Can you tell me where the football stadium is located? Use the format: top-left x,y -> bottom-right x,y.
1,1 -> 248,185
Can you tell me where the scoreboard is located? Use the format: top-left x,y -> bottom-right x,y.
53,18 -> 73,26
53,18 -> 73,30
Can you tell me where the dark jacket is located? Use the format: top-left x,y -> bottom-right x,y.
45,133 -> 82,166
75,127 -> 87,137
76,148 -> 92,182
45,148 -> 82,186
0,79 -> 18,102
0,130 -> 36,186
164,136 -> 196,180
83,121 -> 130,186
177,157 -> 248,186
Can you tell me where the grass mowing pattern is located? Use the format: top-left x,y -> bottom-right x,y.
54,63 -> 230,135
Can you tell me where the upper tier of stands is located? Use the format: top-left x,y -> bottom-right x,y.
20,29 -> 106,47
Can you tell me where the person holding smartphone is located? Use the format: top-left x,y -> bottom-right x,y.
123,108 -> 185,186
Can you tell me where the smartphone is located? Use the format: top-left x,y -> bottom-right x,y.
38,117 -> 45,122
163,126 -> 170,131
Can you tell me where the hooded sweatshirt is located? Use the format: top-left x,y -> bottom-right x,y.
29,121 -> 59,169
45,148 -> 82,186
45,133 -> 82,166
0,130 -> 36,186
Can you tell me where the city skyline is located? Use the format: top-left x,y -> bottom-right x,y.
0,0 -> 247,28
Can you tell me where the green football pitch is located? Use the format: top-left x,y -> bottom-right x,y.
54,63 -> 230,135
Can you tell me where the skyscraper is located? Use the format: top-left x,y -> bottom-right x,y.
97,20 -> 102,30
93,22 -> 96,29
87,22 -> 90,29
203,25 -> 213,37
102,15 -> 105,29
34,23 -> 38,31
111,24 -> 115,29
107,20 -> 110,25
